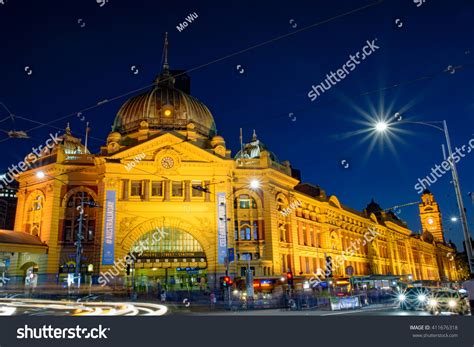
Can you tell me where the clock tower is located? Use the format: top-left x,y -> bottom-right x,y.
419,189 -> 444,242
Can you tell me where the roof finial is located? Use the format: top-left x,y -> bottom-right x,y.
66,122 -> 71,135
252,129 -> 257,141
162,32 -> 169,72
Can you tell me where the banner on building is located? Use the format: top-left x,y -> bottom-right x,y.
102,190 -> 116,265
217,192 -> 227,265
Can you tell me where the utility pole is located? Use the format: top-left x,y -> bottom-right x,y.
74,191 -> 85,288
220,201 -> 232,309
443,121 -> 474,274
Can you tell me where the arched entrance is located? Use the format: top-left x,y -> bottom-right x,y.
20,262 -> 39,288
129,227 -> 208,293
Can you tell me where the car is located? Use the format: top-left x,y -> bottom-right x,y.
398,287 -> 431,310
425,289 -> 471,315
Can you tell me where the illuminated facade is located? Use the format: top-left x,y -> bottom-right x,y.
9,43 -> 462,289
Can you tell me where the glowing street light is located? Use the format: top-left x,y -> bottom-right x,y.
375,121 -> 389,132
450,217 -> 458,222
249,179 -> 260,190
36,171 -> 45,179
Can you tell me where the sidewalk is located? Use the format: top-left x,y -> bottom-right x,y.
200,303 -> 398,316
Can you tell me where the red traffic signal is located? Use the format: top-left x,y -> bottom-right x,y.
286,272 -> 293,280
223,276 -> 233,287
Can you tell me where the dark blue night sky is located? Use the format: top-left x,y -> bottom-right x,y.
1,0 -> 473,248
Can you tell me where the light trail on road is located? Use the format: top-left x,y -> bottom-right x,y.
0,298 -> 168,316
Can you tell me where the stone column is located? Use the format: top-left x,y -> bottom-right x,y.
143,179 -> 150,201
184,180 -> 191,202
204,180 -> 211,202
164,180 -> 170,201
122,179 -> 129,201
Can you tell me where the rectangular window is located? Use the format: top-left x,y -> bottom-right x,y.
172,181 -> 183,196
151,181 -> 163,196
191,182 -> 204,197
253,221 -> 258,240
239,195 -> 250,209
87,220 -> 95,241
64,220 -> 73,242
131,181 -> 142,196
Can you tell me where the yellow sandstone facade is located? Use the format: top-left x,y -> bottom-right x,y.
10,50 -> 462,289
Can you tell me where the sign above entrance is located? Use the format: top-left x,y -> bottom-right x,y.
133,251 -> 206,260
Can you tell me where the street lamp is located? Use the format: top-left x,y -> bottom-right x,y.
374,119 -> 474,274
249,179 -> 260,190
374,121 -> 388,132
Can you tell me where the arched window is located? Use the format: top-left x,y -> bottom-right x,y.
25,192 -> 44,237
234,193 -> 260,241
63,191 -> 97,243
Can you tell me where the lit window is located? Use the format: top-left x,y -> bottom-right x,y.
131,181 -> 142,196
172,181 -> 183,196
151,181 -> 163,196
191,182 -> 204,197
239,195 -> 251,209
240,221 -> 251,240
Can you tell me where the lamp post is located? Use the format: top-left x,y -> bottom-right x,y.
74,190 -> 85,288
374,119 -> 474,274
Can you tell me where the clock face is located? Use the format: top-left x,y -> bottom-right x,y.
427,218 -> 434,225
161,156 -> 174,169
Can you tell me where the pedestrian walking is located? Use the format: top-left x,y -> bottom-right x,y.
160,290 -> 167,303
210,292 -> 216,310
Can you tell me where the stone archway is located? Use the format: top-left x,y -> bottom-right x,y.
118,216 -> 213,256
20,261 -> 38,286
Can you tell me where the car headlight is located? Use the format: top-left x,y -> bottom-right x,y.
448,300 -> 457,308
398,294 -> 406,301
417,294 -> 426,302
428,299 -> 437,306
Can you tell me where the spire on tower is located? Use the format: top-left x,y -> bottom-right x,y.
155,32 -> 174,87
162,32 -> 169,72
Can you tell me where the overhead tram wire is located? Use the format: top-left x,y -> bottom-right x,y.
235,62 -> 474,128
0,0 -> 385,144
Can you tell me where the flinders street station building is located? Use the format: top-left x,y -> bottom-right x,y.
2,48 -> 464,292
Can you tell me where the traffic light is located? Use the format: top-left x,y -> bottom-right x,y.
222,276 -> 233,287
286,272 -> 294,286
